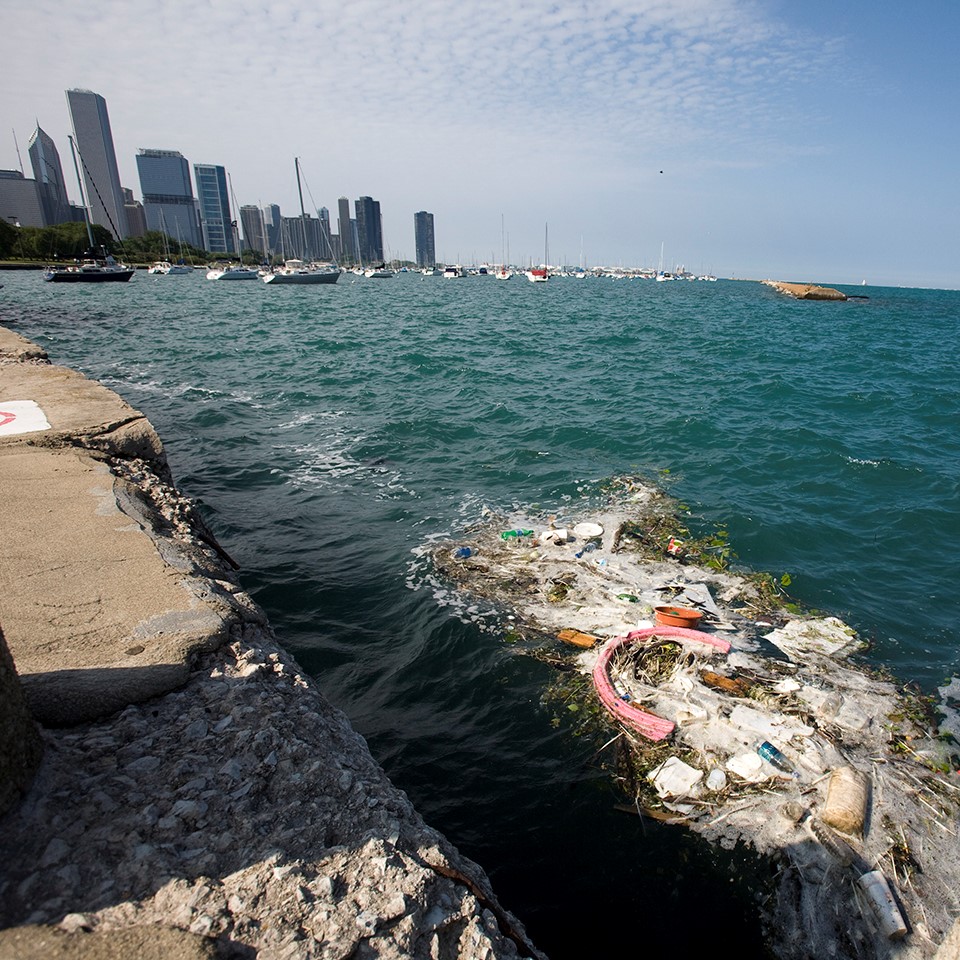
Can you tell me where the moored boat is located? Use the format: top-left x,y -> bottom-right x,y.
44,135 -> 134,283
263,259 -> 340,284
206,262 -> 259,280
44,255 -> 135,283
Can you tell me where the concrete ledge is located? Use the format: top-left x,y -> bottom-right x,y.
0,326 -> 542,959
0,357 -> 239,725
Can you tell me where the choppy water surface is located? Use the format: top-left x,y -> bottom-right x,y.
4,269 -> 959,957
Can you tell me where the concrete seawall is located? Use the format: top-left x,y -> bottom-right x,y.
0,326 -> 543,959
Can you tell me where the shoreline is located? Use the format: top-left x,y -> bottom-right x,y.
0,325 -> 542,959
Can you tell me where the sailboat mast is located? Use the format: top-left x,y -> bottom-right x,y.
68,135 -> 96,251
296,157 -> 308,261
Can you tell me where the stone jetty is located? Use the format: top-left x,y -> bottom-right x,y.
0,326 -> 543,960
763,280 -> 848,300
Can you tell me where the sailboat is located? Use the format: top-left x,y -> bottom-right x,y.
207,174 -> 259,280
496,215 -> 512,279
526,223 -> 548,282
44,136 -> 134,283
263,159 -> 340,284
149,211 -> 192,275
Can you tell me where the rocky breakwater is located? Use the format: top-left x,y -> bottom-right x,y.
762,280 -> 848,301
0,325 -> 543,960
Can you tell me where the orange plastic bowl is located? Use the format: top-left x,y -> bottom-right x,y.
654,605 -> 703,629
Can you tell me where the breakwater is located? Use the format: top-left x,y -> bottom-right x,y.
0,325 -> 541,959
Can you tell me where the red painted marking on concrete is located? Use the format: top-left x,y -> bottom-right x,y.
0,410 -> 16,428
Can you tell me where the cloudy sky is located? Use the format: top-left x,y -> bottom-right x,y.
4,0 -> 958,287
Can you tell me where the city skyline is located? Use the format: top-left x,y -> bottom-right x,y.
3,1 -> 960,286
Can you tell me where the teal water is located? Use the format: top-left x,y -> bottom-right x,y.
3,270 -> 959,956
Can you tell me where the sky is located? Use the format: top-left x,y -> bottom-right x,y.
3,0 -> 959,288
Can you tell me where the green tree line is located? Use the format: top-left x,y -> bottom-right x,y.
0,221 -> 213,264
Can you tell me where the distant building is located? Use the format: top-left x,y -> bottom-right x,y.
0,170 -> 45,228
414,211 -> 435,268
279,215 -> 320,260
317,206 -> 334,260
136,149 -> 201,248
65,89 -> 128,239
337,197 -> 355,263
263,203 -> 281,255
122,187 -> 147,237
355,196 -> 383,265
194,163 -> 234,254
27,126 -> 71,226
239,204 -> 267,258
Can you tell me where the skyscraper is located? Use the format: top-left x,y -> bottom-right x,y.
193,163 -> 234,254
414,211 -> 435,268
240,205 -> 267,258
65,89 -> 128,239
318,207 -> 333,260
136,149 -> 202,248
123,187 -> 147,238
337,197 -> 356,263
27,126 -> 70,226
0,170 -> 45,228
355,196 -> 383,265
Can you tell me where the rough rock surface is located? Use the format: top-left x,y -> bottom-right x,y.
762,280 -> 848,300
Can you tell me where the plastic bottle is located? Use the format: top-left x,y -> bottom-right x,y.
452,546 -> 473,559
857,870 -> 908,939
756,740 -> 799,778
500,529 -> 533,540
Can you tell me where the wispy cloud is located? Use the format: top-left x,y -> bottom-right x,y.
5,1 -> 956,284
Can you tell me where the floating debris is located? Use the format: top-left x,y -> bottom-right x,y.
420,476 -> 960,959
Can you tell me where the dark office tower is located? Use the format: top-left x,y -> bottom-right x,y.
65,89 -> 128,239
27,126 -> 70,226
240,205 -> 267,258
414,211 -> 435,268
337,196 -> 355,263
136,149 -> 202,248
194,163 -> 234,254
356,196 -> 384,264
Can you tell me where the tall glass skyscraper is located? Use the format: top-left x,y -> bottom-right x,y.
193,163 -> 234,254
414,211 -> 435,268
27,126 -> 70,226
65,89 -> 128,239
355,196 -> 383,265
136,149 -> 202,248
337,197 -> 356,263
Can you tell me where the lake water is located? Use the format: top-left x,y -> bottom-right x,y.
3,268 -> 958,957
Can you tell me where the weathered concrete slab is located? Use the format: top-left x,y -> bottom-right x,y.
0,334 -> 232,726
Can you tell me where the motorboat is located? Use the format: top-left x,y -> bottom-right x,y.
263,259 -> 340,284
442,265 -> 465,278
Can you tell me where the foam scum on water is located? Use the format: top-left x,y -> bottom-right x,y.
422,476 -> 960,960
